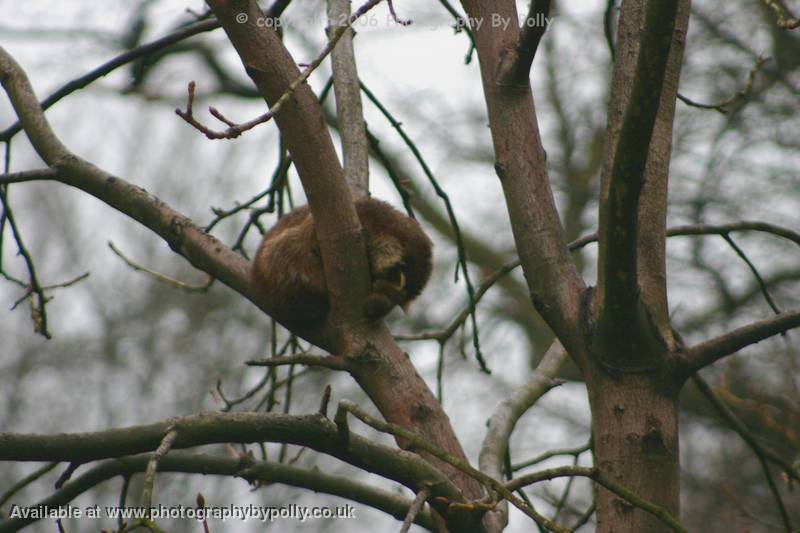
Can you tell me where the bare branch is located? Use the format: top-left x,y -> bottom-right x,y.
0,20 -> 219,143
677,56 -> 767,114
0,453 -> 436,533
478,339 -> 568,529
178,0 -> 385,140
458,0 -> 586,353
511,441 -> 591,473
505,466 -> 686,532
0,45 -> 257,309
681,308 -> 800,373
435,0 -> 476,63
395,259 -> 518,343
245,354 -> 350,371
400,486 -> 430,533
0,412 -> 466,509
108,241 -> 214,292
0,168 -> 59,185
0,184 -> 50,338
141,426 -> 179,517
0,462 -> 58,509
597,0 -> 680,345
328,0 -> 370,194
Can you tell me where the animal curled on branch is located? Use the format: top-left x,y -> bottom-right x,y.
251,196 -> 433,330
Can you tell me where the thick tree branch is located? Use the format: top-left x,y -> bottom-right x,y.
0,453 -> 435,533
596,0 -> 681,354
458,0 -> 586,355
0,413 -> 465,504
680,308 -> 800,374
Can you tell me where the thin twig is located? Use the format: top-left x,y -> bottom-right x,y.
570,501 -> 595,531
0,168 -> 59,185
400,486 -> 430,533
0,462 -> 58,509
177,0 -> 387,140
108,241 -> 214,292
721,233 -> 781,314
604,0 -> 616,61
246,354 -> 350,371
0,184 -> 50,338
141,426 -> 179,517
396,259 -> 518,342
506,466 -> 687,532
512,441 -> 592,472
54,463 -> 81,489
436,0 -> 476,63
677,56 -> 767,114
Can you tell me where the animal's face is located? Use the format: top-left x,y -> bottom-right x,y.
368,236 -> 409,304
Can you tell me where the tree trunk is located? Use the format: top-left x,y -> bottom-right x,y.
588,370 -> 681,532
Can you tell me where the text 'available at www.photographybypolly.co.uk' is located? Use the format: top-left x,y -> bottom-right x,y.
8,503 -> 357,523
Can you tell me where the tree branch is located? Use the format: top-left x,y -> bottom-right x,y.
505,466 -> 686,532
495,0 -> 551,86
596,0 -> 681,353
478,339 -> 568,530
328,0 -> 370,194
0,168 -> 59,185
0,412 -> 466,505
458,0 -> 586,354
680,308 -> 800,374
0,453 -> 436,533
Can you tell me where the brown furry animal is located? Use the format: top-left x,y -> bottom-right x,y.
251,197 -> 433,330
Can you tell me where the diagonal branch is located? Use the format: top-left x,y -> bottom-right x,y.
680,308 -> 800,374
478,339 -> 568,530
458,0 -> 586,354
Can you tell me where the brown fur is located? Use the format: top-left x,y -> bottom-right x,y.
251,197 -> 433,330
